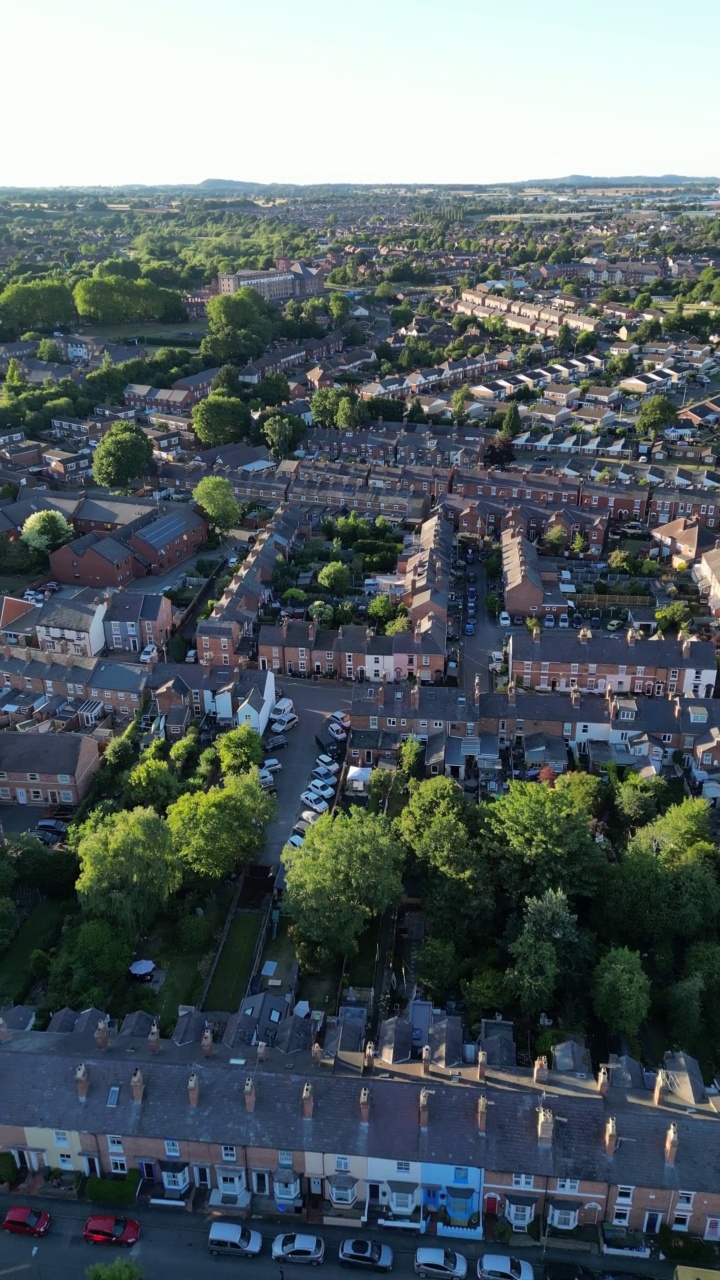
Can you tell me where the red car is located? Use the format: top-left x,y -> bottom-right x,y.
83,1215 -> 140,1247
2,1206 -> 51,1236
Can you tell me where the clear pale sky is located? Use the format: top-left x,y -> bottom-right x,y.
4,0 -> 719,187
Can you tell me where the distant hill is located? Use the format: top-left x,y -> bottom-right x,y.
523,174 -> 719,187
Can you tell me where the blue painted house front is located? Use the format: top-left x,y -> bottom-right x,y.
420,1160 -> 483,1240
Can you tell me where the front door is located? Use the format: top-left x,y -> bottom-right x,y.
706,1217 -> 720,1242
83,1156 -> 100,1177
644,1212 -> 662,1234
47,790 -> 58,805
139,1160 -> 155,1182
194,1165 -> 210,1188
16,789 -> 26,805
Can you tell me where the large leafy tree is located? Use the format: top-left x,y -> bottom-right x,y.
191,394 -> 251,446
263,414 -> 300,459
21,509 -> 73,553
593,946 -> 651,1038
200,290 -> 273,364
484,780 -> 602,900
76,808 -> 181,932
283,809 -> 405,962
123,758 -> 182,812
92,424 -> 153,488
637,393 -> 678,440
317,560 -> 350,593
0,280 -> 75,332
505,932 -> 558,1015
217,725 -> 264,777
192,476 -> 241,533
167,773 -> 274,878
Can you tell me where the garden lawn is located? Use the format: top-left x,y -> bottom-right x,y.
203,911 -> 262,1011
0,899 -> 66,1005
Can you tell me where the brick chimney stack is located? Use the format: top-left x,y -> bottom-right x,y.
201,1027 -> 213,1058
477,1094 -> 487,1135
419,1088 -> 430,1130
477,1050 -> 487,1084
597,1066 -> 609,1097
627,628 -> 636,647
533,625 -> 541,643
188,1071 -> 200,1109
421,1045 -> 431,1076
665,1122 -> 678,1165
94,1019 -> 109,1052
312,1041 -> 322,1067
75,1062 -> 89,1100
148,1020 -> 160,1054
302,1082 -> 314,1119
360,1086 -> 370,1124
507,682 -> 516,706
533,1055 -> 548,1083
653,1070 -> 667,1107
410,683 -> 420,710
244,1077 -> 256,1113
131,1068 -> 144,1103
364,1041 -> 375,1073
537,1106 -> 554,1147
605,1116 -> 618,1156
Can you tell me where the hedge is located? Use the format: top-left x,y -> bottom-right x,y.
658,1224 -> 719,1265
86,1168 -> 141,1205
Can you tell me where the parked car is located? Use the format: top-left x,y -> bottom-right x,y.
512,614 -> 524,625
258,770 -> 277,792
208,1220 -> 262,1257
315,734 -> 341,756
35,829 -> 62,846
301,809 -> 322,824
83,1215 -> 141,1247
286,833 -> 304,849
339,1236 -> 394,1271
415,1247 -> 468,1278
308,780 -> 335,801
36,818 -> 68,835
330,710 -> 351,727
327,721 -> 347,741
184,649 -> 197,663
558,613 -> 569,628
270,714 -> 299,734
571,614 -> 584,628
467,570 -> 477,583
465,622 -> 475,635
607,618 -> 626,631
312,767 -> 337,785
499,611 -> 511,627
265,734 -> 288,750
544,614 -> 555,628
272,698 -> 295,719
139,644 -> 158,663
300,792 -> 329,814
293,821 -> 311,837
477,1255 -> 534,1280
590,616 -> 602,629
262,758 -> 282,773
43,804 -> 76,821
316,755 -> 339,773
272,1232 -> 325,1265
2,1206 -> 51,1237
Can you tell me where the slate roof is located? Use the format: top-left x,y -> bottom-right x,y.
0,733 -> 92,774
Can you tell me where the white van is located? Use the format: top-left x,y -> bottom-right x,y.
272,698 -> 294,719
208,1221 -> 263,1258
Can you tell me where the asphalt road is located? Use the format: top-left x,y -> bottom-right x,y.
260,680 -> 353,867
0,1197 -> 673,1280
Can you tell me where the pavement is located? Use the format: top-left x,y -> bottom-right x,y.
259,680 -> 353,867
0,1193 -> 673,1280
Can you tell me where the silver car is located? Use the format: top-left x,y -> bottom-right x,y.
339,1236 -> 394,1272
272,1232 -> 325,1265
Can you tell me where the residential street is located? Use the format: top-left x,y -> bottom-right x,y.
0,1196 -> 673,1279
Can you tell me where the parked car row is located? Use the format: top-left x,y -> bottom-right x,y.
2,1208 -> 140,1247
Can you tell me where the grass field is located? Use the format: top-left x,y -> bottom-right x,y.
203,911 -> 262,1011
81,321 -> 207,344
0,899 -> 66,1005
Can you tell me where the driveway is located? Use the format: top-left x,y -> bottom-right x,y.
260,679 -> 352,867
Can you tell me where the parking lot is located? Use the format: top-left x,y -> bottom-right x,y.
259,680 -> 353,867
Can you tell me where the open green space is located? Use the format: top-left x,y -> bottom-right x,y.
0,899 -> 66,1004
81,320 -> 207,343
203,911 -> 262,1012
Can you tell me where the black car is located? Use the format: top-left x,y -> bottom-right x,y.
265,734 -> 289,750
467,570 -> 477,583
315,734 -> 341,757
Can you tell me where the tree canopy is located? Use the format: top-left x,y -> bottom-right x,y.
191,394 -> 251,446
21,509 -> 73,553
92,424 -> 153,488
76,807 -> 181,932
192,475 -> 242,533
166,773 -> 274,878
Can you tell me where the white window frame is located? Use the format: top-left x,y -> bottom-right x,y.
221,1145 -> 236,1163
512,1174 -> 534,1189
164,1140 -> 180,1158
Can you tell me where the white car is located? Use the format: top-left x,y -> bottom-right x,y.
300,792 -> 329,814
270,714 -> 299,734
262,758 -> 282,773
330,710 -> 351,728
558,613 -> 569,628
140,644 -> 158,663
327,721 -> 347,741
312,766 -> 337,784
301,810 -> 322,824
258,771 -> 276,790
477,1256 -> 534,1280
499,611 -> 512,627
272,1233 -> 325,1266
315,755 -> 340,773
415,1247 -> 468,1278
544,614 -> 555,628
308,780 -> 335,801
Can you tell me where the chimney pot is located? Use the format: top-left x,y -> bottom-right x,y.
605,1115 -> 618,1156
360,1086 -> 371,1124
201,1027 -> 213,1058
94,1018 -> 109,1051
598,1066 -> 609,1097
653,1070 -> 666,1107
363,1040 -> 375,1073
538,1106 -> 554,1147
476,1050 -> 487,1083
419,1087 -> 430,1129
421,1044 -> 431,1076
244,1076 -> 256,1112
665,1121 -> 678,1164
302,1081 -> 314,1118
131,1067 -> 144,1103
533,1055 -> 548,1083
75,1061 -> 89,1099
148,1020 -> 160,1053
188,1071 -> 200,1108
312,1041 -> 322,1066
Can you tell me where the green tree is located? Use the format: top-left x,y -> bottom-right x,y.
92,424 -> 153,489
637,394 -> 678,440
192,476 -> 241,533
654,600 -> 692,633
398,736 -> 425,779
416,937 -> 459,1001
310,388 -> 344,429
505,932 -> 558,1014
336,396 -> 361,429
0,280 -> 75,331
367,594 -> 393,627
543,524 -> 567,552
76,808 -> 181,932
36,338 -> 63,363
20,509 -> 73,553
283,809 -> 405,962
593,947 -> 651,1038
616,775 -> 667,831
217,725 -> 264,776
167,773 -> 274,878
263,414 -> 298,459
667,973 -> 704,1052
318,560 -> 350,594
523,888 -> 578,947
556,322 -> 573,352
191,395 -> 251,446
450,387 -> 470,424
0,897 -> 18,951
632,798 -> 711,866
499,401 -> 521,439
385,614 -> 409,636
4,358 -> 25,388
485,780 -> 601,900
124,758 -> 182,812
554,771 -> 605,818
256,372 -> 290,407
86,1260 -> 145,1280
329,293 -> 351,326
